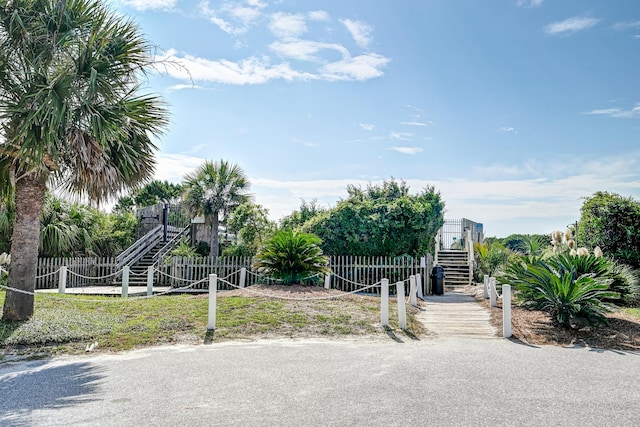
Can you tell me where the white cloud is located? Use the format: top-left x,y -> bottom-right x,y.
390,146 -> 423,155
498,126 -> 516,133
155,153 -> 206,183
401,121 -> 431,127
269,12 -> 308,39
200,0 -> 267,35
341,19 -> 373,49
320,53 -> 389,81
166,84 -> 206,92
119,0 -> 176,10
157,47 -> 389,84
308,10 -> 330,22
582,103 -> 640,118
359,123 -> 375,131
389,131 -> 413,141
156,49 -> 316,85
270,40 -> 349,61
544,17 -> 600,35
516,0 -> 543,8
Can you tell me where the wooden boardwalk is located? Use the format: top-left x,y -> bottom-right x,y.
416,289 -> 498,339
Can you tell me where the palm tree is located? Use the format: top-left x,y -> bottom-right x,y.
0,0 -> 169,320
182,160 -> 251,260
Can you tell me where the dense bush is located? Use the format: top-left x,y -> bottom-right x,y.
304,179 -> 444,256
252,230 -> 330,285
578,192 -> 640,268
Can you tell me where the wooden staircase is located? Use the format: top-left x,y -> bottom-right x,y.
436,250 -> 472,288
116,225 -> 188,286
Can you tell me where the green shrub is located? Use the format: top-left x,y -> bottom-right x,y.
501,255 -> 619,328
252,230 -> 330,285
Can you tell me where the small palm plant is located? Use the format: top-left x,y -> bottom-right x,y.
502,255 -> 619,328
253,230 -> 330,285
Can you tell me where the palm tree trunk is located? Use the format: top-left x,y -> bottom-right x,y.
2,172 -> 47,321
211,214 -> 219,262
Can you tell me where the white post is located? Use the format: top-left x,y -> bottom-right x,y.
396,281 -> 407,330
146,266 -> 154,296
409,275 -> 417,306
380,278 -> 389,327
489,277 -> 497,308
239,267 -> 246,288
121,266 -> 129,298
503,284 -> 512,338
324,274 -> 331,290
483,276 -> 489,299
416,273 -> 424,299
58,266 -> 67,294
208,274 -> 217,331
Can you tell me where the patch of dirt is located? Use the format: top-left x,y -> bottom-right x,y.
215,284 -> 346,299
463,284 -> 640,350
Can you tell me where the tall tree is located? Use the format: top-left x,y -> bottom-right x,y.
182,160 -> 251,260
0,0 -> 168,320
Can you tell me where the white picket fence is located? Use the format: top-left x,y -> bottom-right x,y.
34,255 -> 433,295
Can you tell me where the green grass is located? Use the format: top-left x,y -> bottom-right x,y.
623,307 -> 640,320
0,289 -> 422,356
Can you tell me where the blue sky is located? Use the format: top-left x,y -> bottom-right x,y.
111,0 -> 640,238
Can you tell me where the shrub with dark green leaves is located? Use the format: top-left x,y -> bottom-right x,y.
501,254 -> 619,328
252,230 -> 330,285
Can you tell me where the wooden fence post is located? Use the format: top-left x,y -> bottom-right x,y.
58,266 -> 67,294
240,267 -> 246,288
489,277 -> 497,308
324,274 -> 331,289
483,276 -> 489,299
122,266 -> 129,298
146,266 -> 154,296
409,275 -> 417,306
503,284 -> 512,338
381,278 -> 389,327
397,281 -> 407,330
208,274 -> 217,331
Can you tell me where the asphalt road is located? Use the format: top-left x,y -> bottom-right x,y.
1,337 -> 639,426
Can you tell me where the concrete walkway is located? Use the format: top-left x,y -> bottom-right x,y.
416,288 -> 499,338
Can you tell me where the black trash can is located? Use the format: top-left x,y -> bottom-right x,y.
431,265 -> 445,295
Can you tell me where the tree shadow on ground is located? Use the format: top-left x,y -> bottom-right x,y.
0,360 -> 105,426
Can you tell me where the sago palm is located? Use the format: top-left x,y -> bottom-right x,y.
253,229 -> 330,285
0,0 -> 168,320
182,160 -> 251,260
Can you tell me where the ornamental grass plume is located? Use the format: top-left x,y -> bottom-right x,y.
551,230 -> 563,252
567,239 -> 576,249
570,249 -> 578,256
564,228 -> 572,242
594,246 -> 603,258
577,247 -> 590,256
0,252 -> 10,266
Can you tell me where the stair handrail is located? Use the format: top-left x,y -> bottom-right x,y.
152,224 -> 191,265
116,224 -> 163,269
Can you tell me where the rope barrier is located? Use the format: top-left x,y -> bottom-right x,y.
67,269 -> 122,280
331,273 -> 383,289
217,277 -> 380,301
35,269 -> 62,279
